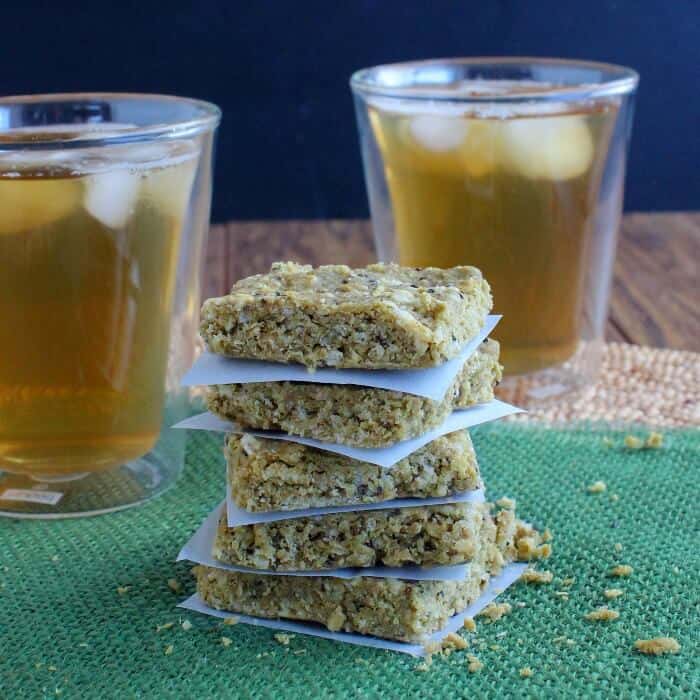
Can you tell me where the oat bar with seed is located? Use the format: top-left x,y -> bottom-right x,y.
200,262 -> 492,369
226,430 -> 480,512
195,508 -> 529,642
208,339 -> 501,448
213,502 -> 487,571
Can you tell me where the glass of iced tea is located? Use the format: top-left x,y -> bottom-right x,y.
0,93 -> 220,517
352,58 -> 638,401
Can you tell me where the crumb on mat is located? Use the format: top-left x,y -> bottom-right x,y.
478,602 -> 512,623
463,617 -> 476,632
467,654 -> 483,673
587,480 -> 607,493
443,632 -> 469,650
604,588 -> 624,600
415,657 -> 432,673
585,607 -> 620,622
522,569 -> 553,584
634,637 -> 680,655
645,432 -> 664,448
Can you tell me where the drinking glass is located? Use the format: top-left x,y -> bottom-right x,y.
351,58 -> 638,402
0,93 -> 220,517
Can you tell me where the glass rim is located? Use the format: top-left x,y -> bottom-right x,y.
0,92 -> 221,150
350,57 -> 639,102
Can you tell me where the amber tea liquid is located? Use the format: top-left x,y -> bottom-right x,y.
369,92 -> 618,374
0,135 -> 196,477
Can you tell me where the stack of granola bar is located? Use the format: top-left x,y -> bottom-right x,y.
181,262 -> 548,645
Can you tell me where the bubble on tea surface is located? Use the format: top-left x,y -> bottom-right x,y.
408,114 -> 469,152
0,178 -> 82,235
84,169 -> 142,228
501,115 -> 593,180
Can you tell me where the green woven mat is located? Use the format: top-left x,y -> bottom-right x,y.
2,424 -> 698,699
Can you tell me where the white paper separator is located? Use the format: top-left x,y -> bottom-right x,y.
181,315 -> 501,401
178,502 -> 471,581
226,483 -> 485,526
179,561 -> 528,656
173,399 -> 523,468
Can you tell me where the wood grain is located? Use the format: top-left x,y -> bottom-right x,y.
609,212 -> 699,350
206,212 -> 700,351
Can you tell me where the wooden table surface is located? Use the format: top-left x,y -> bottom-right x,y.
206,212 -> 699,352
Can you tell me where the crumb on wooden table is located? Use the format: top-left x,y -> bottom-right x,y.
610,565 -> 633,578
522,569 -> 553,584
633,637 -> 680,655
585,607 -> 620,622
587,481 -> 607,493
478,602 -> 512,623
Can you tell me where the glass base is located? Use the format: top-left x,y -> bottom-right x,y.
0,391 -> 190,519
0,451 -> 179,519
496,340 -> 601,408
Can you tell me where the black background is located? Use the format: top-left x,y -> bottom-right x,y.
2,0 -> 697,222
